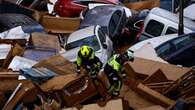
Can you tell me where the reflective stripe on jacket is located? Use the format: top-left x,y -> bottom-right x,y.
108,54 -> 122,73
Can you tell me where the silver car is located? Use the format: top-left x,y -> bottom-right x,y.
61,25 -> 113,64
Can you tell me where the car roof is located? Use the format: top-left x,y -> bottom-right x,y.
156,32 -> 195,49
67,26 -> 96,43
184,3 -> 195,20
150,7 -> 195,31
80,5 -> 124,28
130,34 -> 178,51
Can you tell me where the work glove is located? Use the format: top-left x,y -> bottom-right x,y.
86,65 -> 91,70
112,91 -> 119,96
76,69 -> 80,75
121,73 -> 127,79
127,49 -> 134,62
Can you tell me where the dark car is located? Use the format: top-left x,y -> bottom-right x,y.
0,1 -> 35,18
0,13 -> 44,33
80,5 -> 127,44
155,32 -> 195,67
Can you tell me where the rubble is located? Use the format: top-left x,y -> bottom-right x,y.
124,0 -> 160,11
63,99 -> 129,110
8,56 -> 37,71
1,0 -> 195,110
40,15 -> 80,34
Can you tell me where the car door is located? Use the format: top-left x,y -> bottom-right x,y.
97,27 -> 113,63
109,10 -> 124,39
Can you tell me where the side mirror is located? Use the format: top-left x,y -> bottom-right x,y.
102,43 -> 107,49
133,20 -> 144,30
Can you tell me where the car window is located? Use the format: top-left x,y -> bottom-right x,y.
156,34 -> 195,59
109,11 -> 121,36
156,43 -> 172,59
172,34 -> 195,51
98,28 -> 106,44
145,20 -> 164,37
165,27 -> 177,35
66,35 -> 100,51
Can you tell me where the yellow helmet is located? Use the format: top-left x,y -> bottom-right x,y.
80,45 -> 91,58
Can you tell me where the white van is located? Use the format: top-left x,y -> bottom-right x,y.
140,7 -> 195,41
61,25 -> 113,64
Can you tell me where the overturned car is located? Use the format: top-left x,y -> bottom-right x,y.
61,25 -> 113,64
80,5 -> 128,46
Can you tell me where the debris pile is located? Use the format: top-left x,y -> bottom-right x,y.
0,0 -> 195,110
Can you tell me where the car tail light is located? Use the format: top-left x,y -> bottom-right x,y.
54,0 -> 86,17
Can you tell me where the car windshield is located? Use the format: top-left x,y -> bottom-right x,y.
66,35 -> 100,51
156,34 -> 195,59
172,35 -> 195,51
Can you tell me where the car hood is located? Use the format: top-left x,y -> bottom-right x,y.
134,43 -> 168,63
80,5 -> 124,28
130,34 -> 178,51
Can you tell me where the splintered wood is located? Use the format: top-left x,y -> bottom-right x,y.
40,15 -> 80,34
125,0 -> 160,10
63,99 -> 128,110
125,57 -> 191,81
34,55 -> 76,75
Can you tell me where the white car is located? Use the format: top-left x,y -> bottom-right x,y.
130,32 -> 195,67
61,25 -> 113,64
140,7 -> 195,41
130,34 -> 178,63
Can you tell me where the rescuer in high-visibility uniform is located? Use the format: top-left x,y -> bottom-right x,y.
76,45 -> 102,79
104,49 -> 134,96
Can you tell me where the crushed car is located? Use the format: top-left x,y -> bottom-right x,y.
80,5 -> 128,47
130,32 -> 195,67
0,13 -> 44,33
61,25 -> 113,64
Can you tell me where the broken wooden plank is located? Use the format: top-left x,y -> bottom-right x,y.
0,92 -> 6,108
143,69 -> 168,84
136,105 -> 166,110
126,58 -> 191,81
3,80 -> 38,110
123,88 -> 155,109
145,81 -> 174,93
0,73 -> 21,92
124,0 -> 160,11
34,55 -> 76,75
40,74 -> 84,92
163,70 -> 195,99
124,62 -> 148,81
62,76 -> 98,107
30,32 -> 61,51
40,15 -> 80,34
2,43 -> 24,69
136,83 -> 175,107
63,99 -> 129,110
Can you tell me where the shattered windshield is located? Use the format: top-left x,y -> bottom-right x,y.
66,35 -> 100,51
